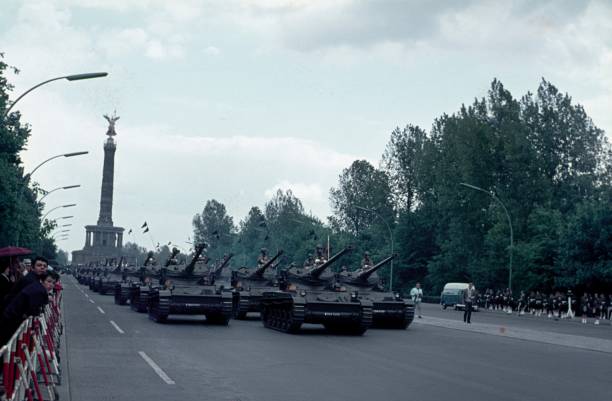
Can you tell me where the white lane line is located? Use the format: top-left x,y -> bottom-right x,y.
89,299 -> 95,304
109,320 -> 125,334
138,351 -> 175,385
97,306 -> 105,314
84,293 -> 89,298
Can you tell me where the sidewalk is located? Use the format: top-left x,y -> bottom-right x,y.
414,315 -> 612,354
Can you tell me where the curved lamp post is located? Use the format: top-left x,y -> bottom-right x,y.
3,72 -> 108,119
28,152 -> 88,178
42,203 -> 76,221
39,184 -> 80,203
459,182 -> 514,291
355,205 -> 394,292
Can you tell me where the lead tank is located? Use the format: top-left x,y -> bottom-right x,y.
148,246 -> 234,325
232,250 -> 284,319
337,254 -> 414,329
260,247 -> 372,335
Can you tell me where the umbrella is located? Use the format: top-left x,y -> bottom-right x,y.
0,246 -> 33,258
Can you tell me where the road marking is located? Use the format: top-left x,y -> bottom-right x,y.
89,299 -> 95,304
109,320 -> 125,334
97,306 -> 105,314
84,293 -> 89,298
138,351 -> 175,385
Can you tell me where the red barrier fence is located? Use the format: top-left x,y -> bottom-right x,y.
1,290 -> 62,401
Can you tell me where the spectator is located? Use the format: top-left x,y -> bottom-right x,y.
2,256 -> 48,310
0,271 -> 56,345
0,260 -> 12,305
410,282 -> 423,319
463,283 -> 476,324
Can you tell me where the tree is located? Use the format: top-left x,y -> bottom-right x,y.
329,160 -> 394,235
382,124 -> 428,212
192,199 -> 235,261
0,53 -> 55,260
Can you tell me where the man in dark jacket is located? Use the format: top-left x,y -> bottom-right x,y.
0,271 -> 55,345
0,261 -> 12,309
1,256 -> 48,309
463,283 -> 476,324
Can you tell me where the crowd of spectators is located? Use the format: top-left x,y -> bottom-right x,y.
477,288 -> 612,324
0,256 -> 60,345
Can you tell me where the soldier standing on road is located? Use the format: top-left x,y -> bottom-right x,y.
463,283 -> 475,324
410,282 -> 423,318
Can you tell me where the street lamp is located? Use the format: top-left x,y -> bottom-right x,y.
459,182 -> 514,291
42,203 -> 76,221
61,224 -> 72,227
39,184 -> 81,203
355,205 -> 395,292
27,152 -> 89,178
58,216 -> 74,220
3,72 -> 108,119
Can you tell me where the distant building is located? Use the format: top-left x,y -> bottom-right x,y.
72,113 -> 124,265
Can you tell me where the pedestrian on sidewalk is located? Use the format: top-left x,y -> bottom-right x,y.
410,282 -> 423,318
463,282 -> 476,324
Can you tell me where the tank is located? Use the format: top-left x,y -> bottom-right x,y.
90,267 -> 104,291
113,263 -> 140,305
130,251 -> 164,313
98,257 -> 125,295
148,246 -> 234,325
260,247 -> 373,335
232,250 -> 284,319
336,254 -> 414,329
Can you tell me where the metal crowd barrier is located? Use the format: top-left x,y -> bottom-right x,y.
1,290 -> 62,401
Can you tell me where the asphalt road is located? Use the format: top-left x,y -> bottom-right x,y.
61,278 -> 612,401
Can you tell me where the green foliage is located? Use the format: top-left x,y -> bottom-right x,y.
192,199 -> 235,261
376,78 -> 612,295
329,160 -> 394,235
0,53 -> 55,260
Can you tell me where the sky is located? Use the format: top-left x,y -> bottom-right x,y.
1,0 -> 611,256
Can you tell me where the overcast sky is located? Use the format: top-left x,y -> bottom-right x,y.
1,0 -> 611,255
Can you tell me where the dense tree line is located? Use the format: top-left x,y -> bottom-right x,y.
187,79 -> 611,296
0,54 -> 58,262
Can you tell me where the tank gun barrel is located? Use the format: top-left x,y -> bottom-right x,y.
355,254 -> 396,280
185,243 -> 207,276
164,248 -> 181,267
310,246 -> 352,278
112,256 -> 125,274
252,250 -> 284,278
213,253 -> 234,276
144,251 -> 155,267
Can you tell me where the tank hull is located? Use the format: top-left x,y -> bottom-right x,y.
148,289 -> 233,325
261,291 -> 372,335
372,300 -> 414,329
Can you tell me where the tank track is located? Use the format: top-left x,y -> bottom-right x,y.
130,288 -> 149,313
261,298 -> 305,333
149,293 -> 170,323
372,302 -> 414,329
206,294 -> 233,325
233,295 -> 251,320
